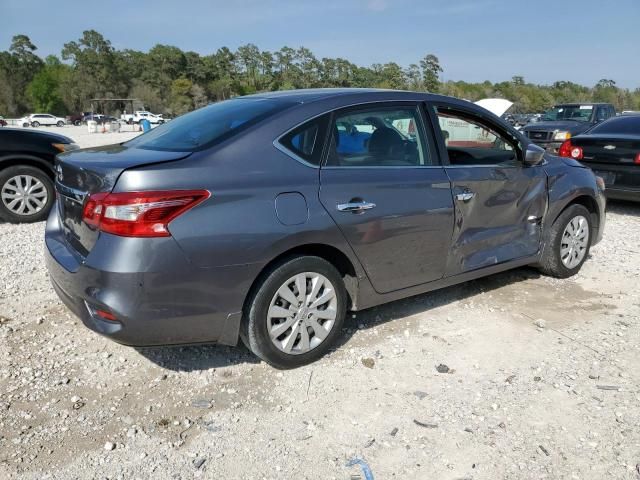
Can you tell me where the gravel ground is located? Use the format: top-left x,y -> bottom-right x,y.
0,134 -> 639,479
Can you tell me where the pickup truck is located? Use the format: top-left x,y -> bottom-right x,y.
522,103 -> 616,153
120,111 -> 165,125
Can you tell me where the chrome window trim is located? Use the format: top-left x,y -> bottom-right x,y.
273,99 -> 432,169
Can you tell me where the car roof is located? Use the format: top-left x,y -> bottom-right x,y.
243,88 -> 450,104
553,103 -> 612,106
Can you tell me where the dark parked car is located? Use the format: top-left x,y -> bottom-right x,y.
45,89 -> 605,368
0,116 -> 7,127
68,112 -> 92,126
523,103 -> 616,152
559,114 -> 640,202
0,128 -> 78,222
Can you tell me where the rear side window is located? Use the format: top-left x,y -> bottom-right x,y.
590,116 -> 640,134
278,115 -> 329,166
125,98 -> 292,152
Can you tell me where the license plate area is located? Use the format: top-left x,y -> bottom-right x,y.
593,170 -> 616,185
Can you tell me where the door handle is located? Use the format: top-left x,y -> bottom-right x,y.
336,201 -> 376,214
455,191 -> 475,202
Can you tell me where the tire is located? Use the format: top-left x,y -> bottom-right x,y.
22,123 -> 29,127
31,121 -> 40,127
242,256 -> 347,369
56,121 -> 64,127
74,120 -> 81,126
0,165 -> 55,223
537,204 -> 592,278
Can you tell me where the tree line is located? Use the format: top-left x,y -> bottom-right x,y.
1,30 -> 638,118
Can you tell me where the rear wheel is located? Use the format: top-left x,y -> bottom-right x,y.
537,204 -> 592,278
242,256 -> 347,369
0,165 -> 54,223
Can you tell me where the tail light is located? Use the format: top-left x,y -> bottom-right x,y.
558,140 -> 583,160
635,153 -> 640,165
82,190 -> 210,237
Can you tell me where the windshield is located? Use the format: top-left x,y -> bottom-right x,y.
541,105 -> 593,122
125,98 -> 292,151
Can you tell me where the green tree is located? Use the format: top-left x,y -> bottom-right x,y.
420,54 -> 442,93
1,35 -> 44,113
26,56 -> 69,113
169,77 -> 193,115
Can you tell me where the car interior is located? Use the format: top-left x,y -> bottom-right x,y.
436,109 -> 519,166
326,109 -> 425,167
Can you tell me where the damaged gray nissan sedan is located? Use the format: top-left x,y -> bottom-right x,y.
45,89 -> 605,368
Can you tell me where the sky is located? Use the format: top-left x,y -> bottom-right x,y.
1,0 -> 638,88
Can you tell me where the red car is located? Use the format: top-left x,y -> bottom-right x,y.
0,117 -> 7,127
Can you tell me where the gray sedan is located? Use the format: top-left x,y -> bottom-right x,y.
45,89 -> 605,368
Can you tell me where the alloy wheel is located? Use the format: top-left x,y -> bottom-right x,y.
560,215 -> 589,269
267,272 -> 338,355
1,175 -> 49,216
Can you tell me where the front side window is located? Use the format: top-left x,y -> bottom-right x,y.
326,106 -> 429,167
125,98 -> 292,152
435,107 -> 519,166
595,107 -> 608,122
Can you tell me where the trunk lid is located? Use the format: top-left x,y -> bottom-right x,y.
55,144 -> 191,257
572,134 -> 640,165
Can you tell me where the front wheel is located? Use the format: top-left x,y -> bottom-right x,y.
537,204 -> 592,278
31,121 -> 40,127
0,166 -> 54,223
242,256 -> 347,369
56,121 -> 65,127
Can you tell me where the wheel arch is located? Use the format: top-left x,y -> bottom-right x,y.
0,154 -> 55,179
553,194 -> 600,239
243,243 -> 360,316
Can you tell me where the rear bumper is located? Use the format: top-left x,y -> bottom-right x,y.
605,187 -> 640,202
45,207 -> 258,347
584,163 -> 640,203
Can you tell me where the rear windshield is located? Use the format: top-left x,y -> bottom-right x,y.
589,115 -> 640,134
125,98 -> 292,152
541,105 -> 593,122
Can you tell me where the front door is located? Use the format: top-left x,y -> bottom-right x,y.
319,103 -> 454,293
429,103 -> 548,276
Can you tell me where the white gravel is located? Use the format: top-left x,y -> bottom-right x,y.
1,166 -> 639,478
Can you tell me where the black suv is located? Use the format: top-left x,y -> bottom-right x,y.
0,128 -> 78,223
522,103 -> 616,153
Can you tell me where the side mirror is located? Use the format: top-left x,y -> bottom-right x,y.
524,143 -> 545,166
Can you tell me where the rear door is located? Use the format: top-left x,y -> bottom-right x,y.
428,102 -> 548,276
319,102 -> 454,294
